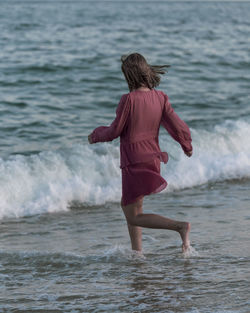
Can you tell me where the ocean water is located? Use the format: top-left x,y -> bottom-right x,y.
0,1 -> 250,312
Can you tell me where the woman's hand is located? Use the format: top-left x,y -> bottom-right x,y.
88,134 -> 93,144
185,150 -> 193,157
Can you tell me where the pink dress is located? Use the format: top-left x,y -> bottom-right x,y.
91,89 -> 192,206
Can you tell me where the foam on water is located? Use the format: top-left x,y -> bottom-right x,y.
1,119 -> 250,219
0,144 -> 121,219
163,119 -> 250,191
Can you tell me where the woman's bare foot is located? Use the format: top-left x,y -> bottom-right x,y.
178,222 -> 191,252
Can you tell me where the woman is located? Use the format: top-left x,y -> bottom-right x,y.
88,53 -> 193,253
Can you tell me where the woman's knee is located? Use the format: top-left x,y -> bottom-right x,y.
122,207 -> 140,226
121,197 -> 143,224
126,215 -> 137,226
122,206 -> 136,225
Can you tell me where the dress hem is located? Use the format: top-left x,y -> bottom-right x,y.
121,181 -> 168,207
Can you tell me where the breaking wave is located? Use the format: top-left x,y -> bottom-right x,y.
1,119 -> 250,219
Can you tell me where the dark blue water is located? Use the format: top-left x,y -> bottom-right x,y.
0,1 -> 250,312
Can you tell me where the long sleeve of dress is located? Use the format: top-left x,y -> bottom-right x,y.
91,94 -> 130,143
161,93 -> 192,153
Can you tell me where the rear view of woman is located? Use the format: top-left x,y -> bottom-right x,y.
88,53 -> 193,253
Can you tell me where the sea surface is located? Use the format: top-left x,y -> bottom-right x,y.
0,1 -> 250,312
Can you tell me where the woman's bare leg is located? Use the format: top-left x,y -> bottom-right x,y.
127,224 -> 142,252
121,197 -> 190,252
121,198 -> 142,251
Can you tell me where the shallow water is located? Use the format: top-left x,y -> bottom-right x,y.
1,181 -> 250,312
0,1 -> 250,312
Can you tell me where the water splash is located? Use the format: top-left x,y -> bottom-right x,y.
103,244 -> 146,261
183,245 -> 200,258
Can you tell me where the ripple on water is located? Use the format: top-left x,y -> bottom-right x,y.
0,241 -> 249,312
2,101 -> 28,108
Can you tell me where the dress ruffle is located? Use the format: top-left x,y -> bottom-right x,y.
121,158 -> 167,206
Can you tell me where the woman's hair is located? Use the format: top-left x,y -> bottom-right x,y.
121,53 -> 170,92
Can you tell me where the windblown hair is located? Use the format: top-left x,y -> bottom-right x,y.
121,53 -> 170,92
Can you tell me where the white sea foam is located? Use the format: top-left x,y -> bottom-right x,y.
162,119 -> 250,191
0,119 -> 250,219
0,144 -> 121,219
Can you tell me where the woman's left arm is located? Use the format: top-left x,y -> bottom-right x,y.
88,94 -> 130,144
161,93 -> 193,155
